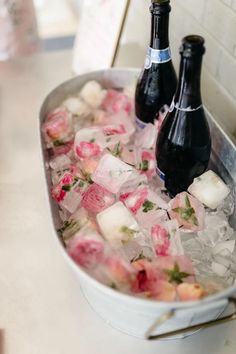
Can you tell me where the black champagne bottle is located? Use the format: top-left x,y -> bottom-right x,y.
135,0 -> 177,129
155,35 -> 211,196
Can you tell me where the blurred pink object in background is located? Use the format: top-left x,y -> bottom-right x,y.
0,0 -> 40,60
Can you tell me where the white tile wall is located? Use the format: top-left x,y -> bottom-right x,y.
115,0 -> 236,142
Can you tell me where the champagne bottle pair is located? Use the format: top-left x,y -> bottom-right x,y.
135,0 -> 211,197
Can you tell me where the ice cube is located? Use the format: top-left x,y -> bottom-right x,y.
197,214 -> 234,247
62,97 -> 90,116
135,123 -> 157,149
49,154 -> 71,170
92,154 -> 135,193
66,226 -> 105,268
169,192 -> 205,232
81,183 -> 116,214
188,170 -> 230,210
97,201 -> 140,249
212,240 -> 235,256
42,108 -> 73,146
74,127 -> 106,160
135,149 -> 156,180
102,89 -> 133,114
61,207 -> 89,242
80,81 -> 106,108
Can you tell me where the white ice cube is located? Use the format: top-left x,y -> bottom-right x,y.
92,154 -> 135,193
97,202 -> 140,249
135,123 -> 157,149
63,97 -> 90,116
188,170 -> 230,209
212,240 -> 235,256
79,81 -> 106,108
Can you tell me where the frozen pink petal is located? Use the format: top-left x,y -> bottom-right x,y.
51,172 -> 74,202
81,183 -> 116,214
42,108 -> 72,143
151,224 -> 170,256
132,259 -> 164,296
103,124 -> 126,136
102,89 -> 133,114
67,228 -> 105,268
104,256 -> 134,283
75,141 -> 102,160
153,280 -> 176,302
136,149 -> 156,179
120,186 -> 149,214
169,192 -> 205,231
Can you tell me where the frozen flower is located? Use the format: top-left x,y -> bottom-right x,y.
67,228 -> 105,268
151,224 -> 170,256
81,183 -> 116,214
75,141 -> 102,160
169,192 -> 205,231
42,108 -> 72,144
120,186 -> 149,214
102,89 -> 133,114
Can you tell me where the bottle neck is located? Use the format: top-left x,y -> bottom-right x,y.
174,55 -> 203,111
150,13 -> 170,50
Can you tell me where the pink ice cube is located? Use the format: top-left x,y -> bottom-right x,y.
102,89 -> 133,114
81,183 -> 116,214
92,154 -> 135,193
155,256 -> 196,284
131,259 -> 177,301
42,107 -> 72,145
67,226 -> 105,268
74,127 -> 106,160
103,111 -> 135,145
169,192 -> 205,231
136,149 -> 156,179
120,186 -> 149,214
151,219 -> 184,257
135,123 -> 158,149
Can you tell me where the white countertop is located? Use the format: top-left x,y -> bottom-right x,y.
0,50 -> 236,354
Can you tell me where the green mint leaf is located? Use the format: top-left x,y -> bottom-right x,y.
89,138 -> 95,143
185,195 -> 192,208
53,139 -> 65,146
139,160 -> 149,171
164,263 -> 191,284
62,184 -> 71,192
142,200 -> 156,213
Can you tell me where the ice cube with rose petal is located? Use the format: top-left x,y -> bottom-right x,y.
66,225 -> 106,268
92,154 -> 135,193
74,127 -> 106,160
81,183 -> 116,214
79,81 -> 106,108
188,170 -> 230,210
103,111 -> 135,145
135,148 -> 156,180
169,192 -> 205,232
152,219 -> 184,257
97,201 -> 140,249
42,107 -> 73,146
197,214 -> 234,247
135,123 -> 157,149
102,89 -> 133,114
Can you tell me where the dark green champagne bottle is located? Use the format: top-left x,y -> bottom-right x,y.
156,35 -> 212,196
135,0 -> 177,129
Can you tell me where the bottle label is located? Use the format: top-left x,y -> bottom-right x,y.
144,47 -> 171,69
135,116 -> 148,130
156,165 -> 165,181
169,99 -> 203,112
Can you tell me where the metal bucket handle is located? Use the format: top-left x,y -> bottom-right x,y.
145,297 -> 236,340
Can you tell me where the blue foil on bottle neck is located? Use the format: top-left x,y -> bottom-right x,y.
144,47 -> 171,69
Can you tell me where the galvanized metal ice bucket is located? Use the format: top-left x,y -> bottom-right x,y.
40,69 -> 236,340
